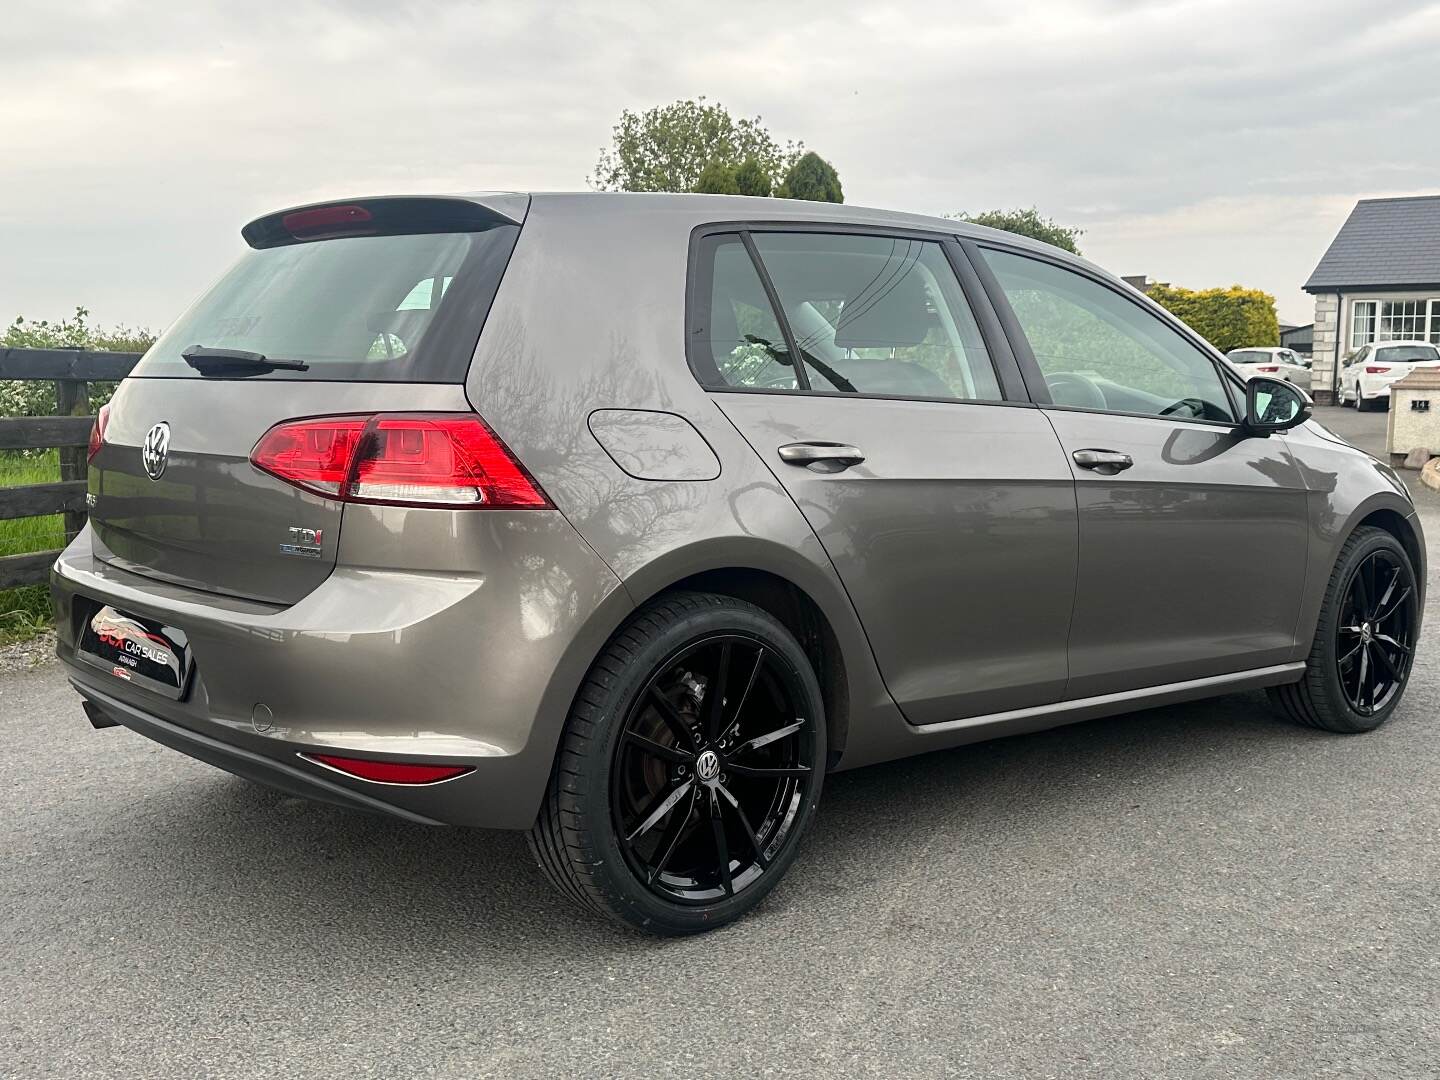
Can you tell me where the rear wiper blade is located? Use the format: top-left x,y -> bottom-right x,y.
181,345 -> 309,372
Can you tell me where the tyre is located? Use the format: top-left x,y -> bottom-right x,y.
528,591 -> 826,934
1356,388 -> 1374,412
1268,526 -> 1420,733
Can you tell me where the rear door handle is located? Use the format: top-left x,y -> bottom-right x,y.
1072,448 -> 1133,473
778,442 -> 866,472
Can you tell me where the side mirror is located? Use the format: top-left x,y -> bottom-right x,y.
1302,359 -> 1313,369
1242,376 -> 1312,436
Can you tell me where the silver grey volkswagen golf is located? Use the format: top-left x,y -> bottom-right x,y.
53,192 -> 1424,934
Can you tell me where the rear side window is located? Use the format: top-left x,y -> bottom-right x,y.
133,226 -> 519,382
690,231 -> 1003,402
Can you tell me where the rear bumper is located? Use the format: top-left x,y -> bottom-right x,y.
51,521 -> 632,829
1356,376 -> 1393,401
74,680 -> 448,824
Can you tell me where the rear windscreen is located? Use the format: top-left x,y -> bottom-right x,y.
1376,345 -> 1439,364
132,225 -> 519,382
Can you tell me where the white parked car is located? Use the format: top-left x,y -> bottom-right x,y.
1340,340 -> 1440,411
1225,347 -> 1312,390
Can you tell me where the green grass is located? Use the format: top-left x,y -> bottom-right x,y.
0,450 -> 65,644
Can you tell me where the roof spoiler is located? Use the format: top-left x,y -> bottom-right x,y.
242,193 -> 529,249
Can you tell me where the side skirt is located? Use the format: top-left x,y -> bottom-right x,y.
835,663 -> 1306,770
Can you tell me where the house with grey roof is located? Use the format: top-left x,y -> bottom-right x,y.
1304,195 -> 1440,403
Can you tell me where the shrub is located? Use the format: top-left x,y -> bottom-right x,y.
734,157 -> 773,197
777,152 -> 843,203
1,307 -> 155,416
694,160 -> 739,194
950,208 -> 1083,255
1146,285 -> 1279,352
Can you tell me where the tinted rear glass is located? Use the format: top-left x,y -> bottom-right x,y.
133,226 -> 519,382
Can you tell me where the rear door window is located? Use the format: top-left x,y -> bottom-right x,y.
691,235 -> 803,391
132,226 -> 519,382
689,231 -> 1004,402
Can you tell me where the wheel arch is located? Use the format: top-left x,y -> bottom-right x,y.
1293,492 -> 1427,659
567,534 -> 901,769
632,566 -> 853,768
1353,505 -> 1426,603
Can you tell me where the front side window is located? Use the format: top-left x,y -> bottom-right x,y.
689,231 -> 1003,402
981,249 -> 1234,422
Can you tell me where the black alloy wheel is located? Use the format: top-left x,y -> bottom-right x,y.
1269,526 -> 1419,733
529,592 -> 827,934
1335,549 -> 1416,716
611,634 -> 817,904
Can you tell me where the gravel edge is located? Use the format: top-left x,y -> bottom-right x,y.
0,630 -> 58,676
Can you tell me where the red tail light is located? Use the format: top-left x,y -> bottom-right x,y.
250,413 -> 550,508
87,403 -> 110,463
1365,366 -> 1391,375
1256,365 -> 1280,372
302,752 -> 472,785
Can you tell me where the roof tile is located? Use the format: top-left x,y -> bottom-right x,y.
1305,196 -> 1440,291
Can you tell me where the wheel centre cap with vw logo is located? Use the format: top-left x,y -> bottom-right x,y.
695,749 -> 721,782
142,422 -> 171,481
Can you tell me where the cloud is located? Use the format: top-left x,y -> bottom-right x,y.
2,0 -> 1438,328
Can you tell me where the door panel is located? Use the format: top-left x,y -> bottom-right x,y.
717,394 -> 1077,723
1045,410 -> 1309,696
972,242 -> 1313,696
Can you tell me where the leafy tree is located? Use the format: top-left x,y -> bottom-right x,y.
734,157 -> 773,198
590,98 -> 801,194
777,152 -> 843,203
693,160 -> 739,195
1146,284 -> 1279,352
951,207 -> 1083,254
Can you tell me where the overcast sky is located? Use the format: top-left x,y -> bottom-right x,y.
4,0 -> 1439,331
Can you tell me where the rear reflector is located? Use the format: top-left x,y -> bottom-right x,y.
1365,366 -> 1391,374
250,413 -> 550,508
303,753 -> 472,785
87,403 -> 110,463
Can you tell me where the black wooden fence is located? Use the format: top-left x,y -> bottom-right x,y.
1,348 -> 142,589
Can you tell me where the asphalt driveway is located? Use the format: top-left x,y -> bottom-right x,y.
3,405 -> 1438,1079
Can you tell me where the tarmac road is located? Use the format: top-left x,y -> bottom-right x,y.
3,405 -> 1438,1079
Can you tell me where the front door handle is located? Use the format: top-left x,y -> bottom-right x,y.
778,442 -> 866,472
1072,448 -> 1133,474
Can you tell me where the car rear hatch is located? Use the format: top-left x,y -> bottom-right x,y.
86,195 -> 527,606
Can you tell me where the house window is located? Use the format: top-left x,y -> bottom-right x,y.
1430,299 -> 1440,344
1351,301 -> 1376,348
1379,300 -> 1427,340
